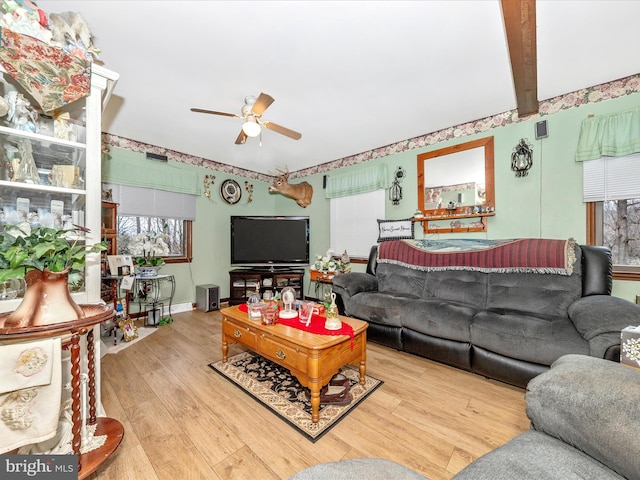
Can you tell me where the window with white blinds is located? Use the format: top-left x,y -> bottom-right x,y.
103,183 -> 196,220
583,153 -> 640,202
330,189 -> 385,258
103,183 -> 194,261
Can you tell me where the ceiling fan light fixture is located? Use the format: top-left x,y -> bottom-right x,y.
242,116 -> 261,137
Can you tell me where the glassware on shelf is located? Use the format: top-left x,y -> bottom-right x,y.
13,139 -> 40,184
49,166 -> 64,187
0,279 -> 19,300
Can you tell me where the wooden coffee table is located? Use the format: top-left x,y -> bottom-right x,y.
220,305 -> 368,423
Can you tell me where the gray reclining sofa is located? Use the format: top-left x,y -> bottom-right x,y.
332,238 -> 640,387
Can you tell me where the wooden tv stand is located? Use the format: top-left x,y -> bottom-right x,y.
229,268 -> 304,305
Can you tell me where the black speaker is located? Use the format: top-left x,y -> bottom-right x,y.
196,284 -> 219,312
535,120 -> 548,139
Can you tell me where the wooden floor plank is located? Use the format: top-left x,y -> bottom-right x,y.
89,308 -> 528,479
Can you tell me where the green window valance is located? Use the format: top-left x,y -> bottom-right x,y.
102,152 -> 200,195
575,107 -> 640,161
325,164 -> 391,198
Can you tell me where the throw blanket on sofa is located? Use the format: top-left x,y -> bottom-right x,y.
377,238 -> 576,275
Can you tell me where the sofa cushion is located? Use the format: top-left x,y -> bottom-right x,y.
342,292 -> 417,328
568,294 -> 640,341
486,270 -> 582,318
331,272 -> 378,297
568,295 -> 640,357
401,299 -> 476,342
423,270 -> 487,309
376,263 -> 425,297
452,430 -> 624,480
526,354 -> 640,480
471,311 -> 588,365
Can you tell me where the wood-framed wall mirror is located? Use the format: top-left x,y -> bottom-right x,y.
417,136 -> 495,233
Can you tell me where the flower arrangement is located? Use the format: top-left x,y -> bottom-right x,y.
128,232 -> 170,267
311,248 -> 351,274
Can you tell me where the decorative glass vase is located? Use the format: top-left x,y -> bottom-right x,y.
3,268 -> 84,328
261,300 -> 279,325
246,286 -> 264,321
13,139 -> 41,184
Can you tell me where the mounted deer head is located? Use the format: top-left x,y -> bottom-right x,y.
268,167 -> 313,208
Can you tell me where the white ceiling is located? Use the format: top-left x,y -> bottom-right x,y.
36,0 -> 640,175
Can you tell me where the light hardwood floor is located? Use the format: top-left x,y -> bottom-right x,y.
89,308 -> 529,480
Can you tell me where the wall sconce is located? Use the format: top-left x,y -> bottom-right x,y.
203,174 -> 216,198
389,166 -> 405,205
511,138 -> 533,177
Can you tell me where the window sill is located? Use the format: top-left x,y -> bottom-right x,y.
613,269 -> 640,281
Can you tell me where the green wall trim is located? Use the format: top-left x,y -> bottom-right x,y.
103,147 -> 200,195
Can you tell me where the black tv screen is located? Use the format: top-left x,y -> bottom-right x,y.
231,216 -> 310,266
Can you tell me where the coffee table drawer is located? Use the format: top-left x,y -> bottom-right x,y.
258,334 -> 308,373
223,318 -> 258,349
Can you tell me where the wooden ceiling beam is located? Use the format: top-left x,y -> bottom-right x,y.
501,0 -> 538,117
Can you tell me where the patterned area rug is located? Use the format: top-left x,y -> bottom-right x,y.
209,351 -> 383,442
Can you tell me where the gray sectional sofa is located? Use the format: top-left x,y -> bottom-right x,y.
332,238 -> 640,387
290,354 -> 640,480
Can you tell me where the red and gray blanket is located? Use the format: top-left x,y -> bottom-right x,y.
377,238 -> 577,276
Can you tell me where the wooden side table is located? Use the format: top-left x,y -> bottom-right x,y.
309,270 -> 334,302
123,274 -> 176,325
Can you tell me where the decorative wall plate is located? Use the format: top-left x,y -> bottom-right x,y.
221,179 -> 242,204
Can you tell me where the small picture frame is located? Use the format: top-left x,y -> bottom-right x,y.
118,265 -> 131,276
107,255 -> 134,276
118,318 -> 138,342
120,275 -> 135,291
377,218 -> 415,243
102,188 -> 113,201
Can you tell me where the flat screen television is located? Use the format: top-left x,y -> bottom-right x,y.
230,216 -> 310,267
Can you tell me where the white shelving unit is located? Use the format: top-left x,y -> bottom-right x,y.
0,62 -> 118,314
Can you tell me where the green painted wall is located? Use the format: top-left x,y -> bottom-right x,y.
106,90 -> 640,304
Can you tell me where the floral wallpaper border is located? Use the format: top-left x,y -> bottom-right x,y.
102,73 -> 640,182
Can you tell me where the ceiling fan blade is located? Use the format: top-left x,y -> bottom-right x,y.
190,107 -> 239,118
235,129 -> 247,145
251,93 -> 275,115
264,121 -> 302,140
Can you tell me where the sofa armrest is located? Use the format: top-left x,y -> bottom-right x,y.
568,295 -> 640,357
525,354 -> 640,480
332,272 -> 378,297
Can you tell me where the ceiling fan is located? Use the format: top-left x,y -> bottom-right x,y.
191,93 -> 302,145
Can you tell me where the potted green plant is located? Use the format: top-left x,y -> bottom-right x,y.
0,225 -> 106,328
